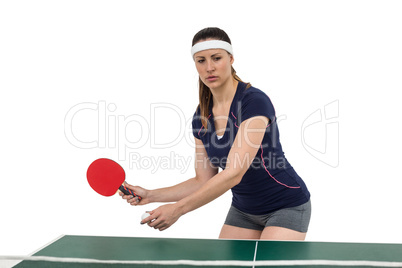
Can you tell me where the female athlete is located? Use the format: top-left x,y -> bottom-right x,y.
121,27 -> 311,240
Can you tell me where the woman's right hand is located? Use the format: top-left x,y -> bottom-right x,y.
120,182 -> 150,206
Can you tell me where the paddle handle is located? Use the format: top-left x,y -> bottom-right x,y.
119,185 -> 142,200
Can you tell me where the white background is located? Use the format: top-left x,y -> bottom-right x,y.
1,0 -> 402,256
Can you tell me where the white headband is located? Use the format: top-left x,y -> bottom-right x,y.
191,40 -> 233,59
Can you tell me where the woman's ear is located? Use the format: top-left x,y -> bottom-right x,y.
230,54 -> 234,65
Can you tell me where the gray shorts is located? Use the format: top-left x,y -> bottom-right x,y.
224,200 -> 311,233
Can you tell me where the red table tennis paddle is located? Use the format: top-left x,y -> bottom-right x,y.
86,158 -> 141,200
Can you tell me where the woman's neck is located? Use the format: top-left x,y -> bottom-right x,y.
211,79 -> 239,107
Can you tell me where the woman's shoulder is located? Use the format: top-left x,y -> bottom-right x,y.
235,82 -> 276,120
238,83 -> 272,103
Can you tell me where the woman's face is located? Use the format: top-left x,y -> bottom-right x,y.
193,43 -> 234,90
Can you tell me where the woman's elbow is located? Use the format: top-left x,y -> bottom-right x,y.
224,169 -> 245,187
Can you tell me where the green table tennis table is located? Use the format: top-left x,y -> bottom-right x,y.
11,235 -> 402,267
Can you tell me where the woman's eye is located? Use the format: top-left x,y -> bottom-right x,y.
214,57 -> 221,61
198,59 -> 205,63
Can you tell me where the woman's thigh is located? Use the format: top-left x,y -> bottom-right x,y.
260,226 -> 306,240
219,224 -> 306,240
219,224 -> 262,240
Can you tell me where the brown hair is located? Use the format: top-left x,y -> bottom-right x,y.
192,27 -> 251,130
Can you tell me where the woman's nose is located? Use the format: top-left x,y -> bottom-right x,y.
206,60 -> 215,72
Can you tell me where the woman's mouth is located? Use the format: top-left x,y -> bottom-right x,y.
207,76 -> 218,82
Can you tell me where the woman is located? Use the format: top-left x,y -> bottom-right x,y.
122,27 -> 311,240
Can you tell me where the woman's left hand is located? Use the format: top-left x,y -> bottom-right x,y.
141,203 -> 182,231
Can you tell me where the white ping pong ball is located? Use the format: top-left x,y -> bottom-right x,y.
141,212 -> 151,221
